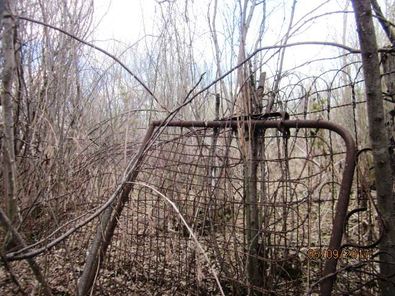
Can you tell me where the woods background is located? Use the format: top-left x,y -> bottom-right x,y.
1,0 -> 395,295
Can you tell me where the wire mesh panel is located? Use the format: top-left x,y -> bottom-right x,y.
95,119 -> 358,295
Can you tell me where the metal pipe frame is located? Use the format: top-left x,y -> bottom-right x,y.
152,119 -> 356,296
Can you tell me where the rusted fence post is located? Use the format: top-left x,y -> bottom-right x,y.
244,125 -> 262,294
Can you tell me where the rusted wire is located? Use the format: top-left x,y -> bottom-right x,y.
93,118 -> 356,295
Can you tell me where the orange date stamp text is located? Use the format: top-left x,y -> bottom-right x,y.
307,248 -> 373,260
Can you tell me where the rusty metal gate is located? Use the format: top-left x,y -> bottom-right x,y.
84,117 -> 363,295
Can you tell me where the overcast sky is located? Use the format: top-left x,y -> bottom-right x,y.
94,1 -> 350,58
90,0 -> 374,78
93,0 -> 157,45
92,1 -> 350,42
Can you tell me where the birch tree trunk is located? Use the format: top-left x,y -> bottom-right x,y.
351,1 -> 395,295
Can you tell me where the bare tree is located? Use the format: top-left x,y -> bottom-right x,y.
351,1 -> 395,295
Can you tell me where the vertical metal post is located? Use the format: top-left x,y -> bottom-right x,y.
244,125 -> 263,295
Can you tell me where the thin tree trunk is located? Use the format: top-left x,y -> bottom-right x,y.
0,2 -> 51,295
1,0 -> 20,245
209,0 -> 229,110
266,0 -> 297,113
78,125 -> 155,296
381,51 -> 395,172
351,1 -> 395,295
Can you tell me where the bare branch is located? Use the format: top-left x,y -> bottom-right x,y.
370,0 -> 395,47
6,14 -> 167,111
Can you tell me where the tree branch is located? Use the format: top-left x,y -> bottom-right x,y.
5,14 -> 167,111
370,0 -> 395,47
